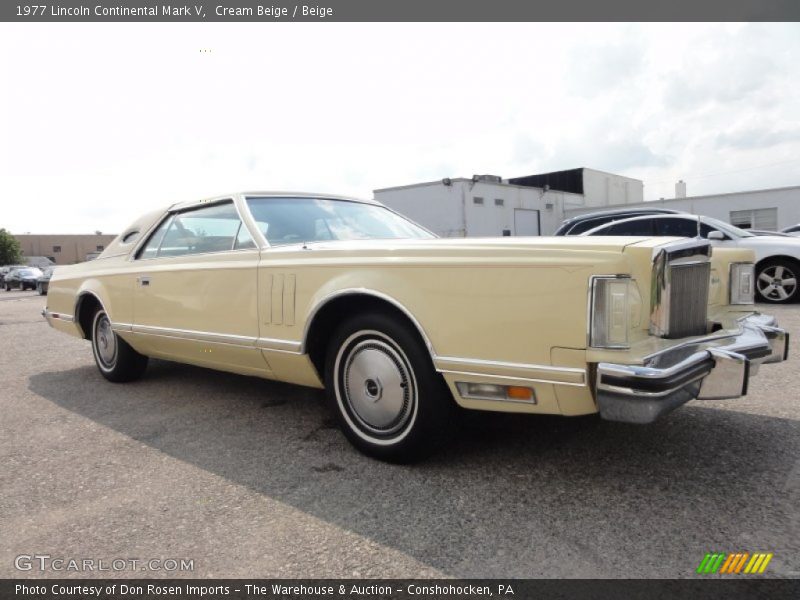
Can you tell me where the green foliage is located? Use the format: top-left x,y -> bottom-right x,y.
0,229 -> 23,265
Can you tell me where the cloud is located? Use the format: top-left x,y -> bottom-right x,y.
566,38 -> 647,98
716,126 -> 800,150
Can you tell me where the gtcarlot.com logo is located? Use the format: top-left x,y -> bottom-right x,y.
696,552 -> 773,575
14,554 -> 194,573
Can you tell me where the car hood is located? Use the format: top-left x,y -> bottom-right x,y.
732,236 -> 800,259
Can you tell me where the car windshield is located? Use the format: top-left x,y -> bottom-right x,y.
701,216 -> 754,238
245,197 -> 434,246
19,269 -> 40,276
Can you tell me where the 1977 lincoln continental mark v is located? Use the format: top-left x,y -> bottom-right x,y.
44,193 -> 789,461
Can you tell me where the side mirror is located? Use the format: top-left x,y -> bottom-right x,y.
707,230 -> 725,241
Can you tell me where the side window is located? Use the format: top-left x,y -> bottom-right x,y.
655,218 -> 698,237
138,215 -> 174,259
572,217 -> 612,234
233,222 -> 257,250
138,202 -> 248,259
601,220 -> 654,235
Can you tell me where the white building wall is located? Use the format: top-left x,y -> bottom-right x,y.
375,180 -> 582,237
563,185 -> 800,231
582,168 -> 645,207
373,182 -> 465,236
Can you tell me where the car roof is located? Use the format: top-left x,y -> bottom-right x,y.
169,191 -> 380,212
560,207 -> 682,226
580,213 -> 699,235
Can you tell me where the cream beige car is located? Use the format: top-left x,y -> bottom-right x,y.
43,193 -> 789,462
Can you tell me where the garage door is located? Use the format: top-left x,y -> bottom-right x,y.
514,209 -> 540,236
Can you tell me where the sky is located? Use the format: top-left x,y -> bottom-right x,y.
1,22 -> 799,234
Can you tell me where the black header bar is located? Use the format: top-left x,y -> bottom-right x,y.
3,0 -> 800,22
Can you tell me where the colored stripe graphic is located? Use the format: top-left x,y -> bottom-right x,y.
719,553 -> 736,574
757,553 -> 773,573
698,552 -> 772,575
734,552 -> 750,574
696,553 -> 712,574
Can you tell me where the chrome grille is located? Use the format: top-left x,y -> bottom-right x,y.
666,262 -> 710,339
649,240 -> 712,339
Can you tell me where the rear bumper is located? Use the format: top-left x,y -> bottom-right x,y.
596,314 -> 788,424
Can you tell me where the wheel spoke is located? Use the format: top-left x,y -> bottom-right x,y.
759,272 -> 773,284
775,266 -> 784,279
782,277 -> 797,288
777,286 -> 789,300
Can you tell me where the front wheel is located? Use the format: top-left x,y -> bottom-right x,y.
756,259 -> 799,303
91,309 -> 149,382
325,312 -> 455,463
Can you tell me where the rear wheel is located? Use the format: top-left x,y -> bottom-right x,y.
325,312 -> 454,463
91,309 -> 148,382
756,259 -> 799,303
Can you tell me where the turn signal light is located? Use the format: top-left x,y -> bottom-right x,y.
455,382 -> 536,403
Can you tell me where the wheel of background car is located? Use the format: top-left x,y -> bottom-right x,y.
324,311 -> 454,463
756,259 -> 799,304
90,308 -> 149,382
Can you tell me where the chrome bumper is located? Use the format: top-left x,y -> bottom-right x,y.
596,314 -> 789,424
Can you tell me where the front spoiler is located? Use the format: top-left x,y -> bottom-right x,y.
595,314 -> 788,424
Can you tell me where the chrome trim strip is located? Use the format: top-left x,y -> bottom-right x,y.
437,356 -> 586,387
440,369 -> 586,387
301,288 -> 435,355
43,310 -> 75,323
130,324 -> 257,346
115,322 -> 302,354
255,336 -> 302,353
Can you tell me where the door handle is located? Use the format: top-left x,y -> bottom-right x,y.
138,276 -> 151,287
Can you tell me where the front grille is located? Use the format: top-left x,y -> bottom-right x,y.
667,262 -> 710,338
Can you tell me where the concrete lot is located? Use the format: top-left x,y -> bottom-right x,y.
1,291 -> 798,578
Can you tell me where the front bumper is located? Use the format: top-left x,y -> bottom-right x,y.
596,314 -> 788,424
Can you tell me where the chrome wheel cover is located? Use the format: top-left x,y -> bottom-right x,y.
94,313 -> 117,369
335,330 -> 418,442
758,265 -> 797,301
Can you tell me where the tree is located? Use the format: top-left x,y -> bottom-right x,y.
0,229 -> 23,265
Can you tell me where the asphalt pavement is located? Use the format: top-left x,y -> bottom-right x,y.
1,291 -> 798,578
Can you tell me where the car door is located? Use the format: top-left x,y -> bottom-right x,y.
129,199 -> 269,376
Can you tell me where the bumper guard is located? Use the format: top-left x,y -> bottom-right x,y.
596,314 -> 788,424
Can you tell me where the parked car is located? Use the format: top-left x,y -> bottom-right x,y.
746,230 -> 795,237
37,266 -> 55,295
781,224 -> 800,235
0,265 -> 25,285
43,193 -> 787,461
4,267 -> 43,291
581,213 -> 800,304
554,208 -> 682,236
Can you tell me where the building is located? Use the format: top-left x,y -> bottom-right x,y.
15,233 -> 117,265
563,183 -> 800,232
374,168 -> 644,237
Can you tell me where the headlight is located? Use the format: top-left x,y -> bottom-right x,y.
730,263 -> 755,305
590,276 -> 637,349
